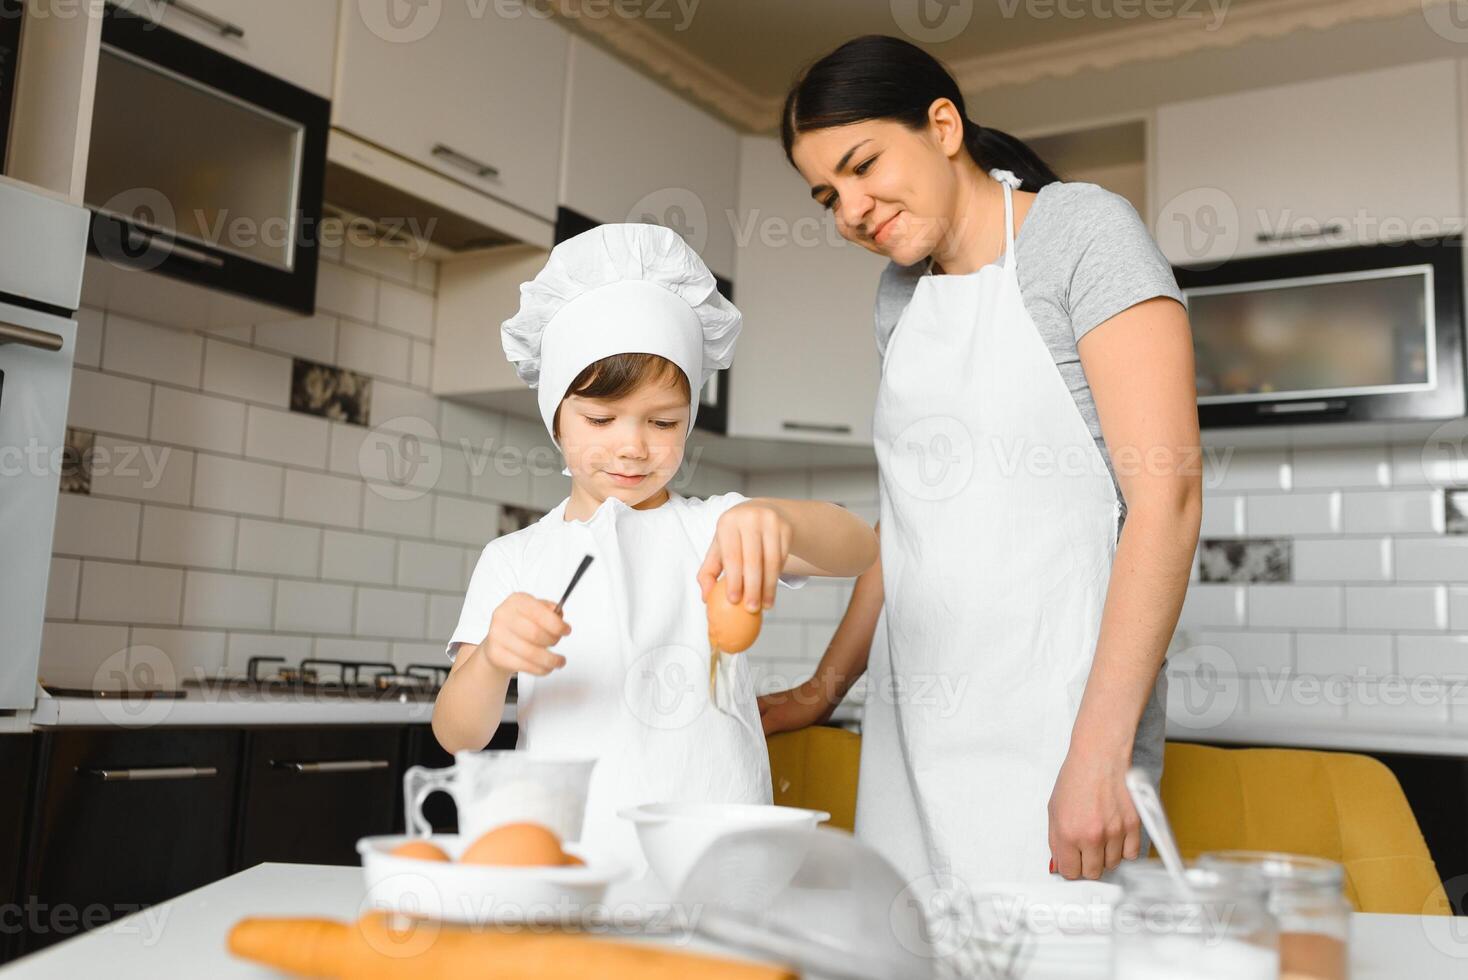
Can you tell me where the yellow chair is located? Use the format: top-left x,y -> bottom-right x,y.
767,726 -> 861,831
1160,742 -> 1451,916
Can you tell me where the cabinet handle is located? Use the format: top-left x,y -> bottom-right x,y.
431,143 -> 500,180
125,227 -> 226,269
85,766 -> 219,782
0,321 -> 64,352
781,421 -> 854,435
1255,223 -> 1344,244
158,0 -> 244,38
271,759 -> 390,774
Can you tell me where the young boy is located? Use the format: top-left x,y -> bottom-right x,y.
433,224 -> 878,868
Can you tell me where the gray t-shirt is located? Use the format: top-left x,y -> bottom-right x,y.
873,178 -> 1184,799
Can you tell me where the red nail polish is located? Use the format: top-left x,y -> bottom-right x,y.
1048,859 -> 1056,874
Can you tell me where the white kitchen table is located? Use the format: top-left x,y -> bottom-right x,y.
4,863 -> 1468,978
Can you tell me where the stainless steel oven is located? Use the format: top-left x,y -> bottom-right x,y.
0,180 -> 87,712
1176,235 -> 1465,428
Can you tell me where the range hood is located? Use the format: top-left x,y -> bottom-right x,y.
322,130 -> 554,256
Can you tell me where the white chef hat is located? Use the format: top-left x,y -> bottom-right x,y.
501,223 -> 741,444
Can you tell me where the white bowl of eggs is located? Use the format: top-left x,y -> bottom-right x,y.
619,802 -> 830,901
357,823 -> 625,925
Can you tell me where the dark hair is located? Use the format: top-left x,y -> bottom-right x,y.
552,352 -> 691,441
781,34 -> 1059,192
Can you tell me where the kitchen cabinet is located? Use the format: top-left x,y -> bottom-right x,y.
0,735 -> 34,964
559,36 -> 740,278
109,0 -> 340,99
235,727 -> 402,868
1153,59 -> 1462,265
333,0 -> 568,222
728,135 -> 888,446
20,728 -> 243,955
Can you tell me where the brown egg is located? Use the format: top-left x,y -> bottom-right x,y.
706,582 -> 762,654
389,840 -> 451,862
561,853 -> 586,867
458,822 -> 566,867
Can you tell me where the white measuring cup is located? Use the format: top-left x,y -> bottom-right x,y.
404,750 -> 596,843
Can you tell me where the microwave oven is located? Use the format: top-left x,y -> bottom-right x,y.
84,2 -> 329,317
1174,235 -> 1465,428
0,0 -> 20,171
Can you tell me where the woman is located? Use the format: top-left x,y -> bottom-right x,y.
758,35 -> 1202,887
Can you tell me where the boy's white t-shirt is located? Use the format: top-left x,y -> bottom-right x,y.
446,490 -> 807,870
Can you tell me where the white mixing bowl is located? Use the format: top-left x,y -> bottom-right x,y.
618,802 -> 830,899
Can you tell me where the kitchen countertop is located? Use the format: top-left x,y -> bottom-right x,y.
2,862 -> 1465,978
20,692 -> 862,730
1167,710 -> 1468,758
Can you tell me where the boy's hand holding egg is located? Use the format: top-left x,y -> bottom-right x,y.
483,592 -> 571,677
697,500 -> 794,614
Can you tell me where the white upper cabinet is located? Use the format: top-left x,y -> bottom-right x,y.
558,37 -> 739,278
333,1 -> 568,221
1153,59 -> 1462,265
728,136 -> 887,446
111,0 -> 340,99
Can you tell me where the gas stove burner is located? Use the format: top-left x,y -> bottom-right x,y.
178,656 -> 453,703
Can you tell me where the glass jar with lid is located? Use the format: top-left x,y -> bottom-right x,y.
1199,851 -> 1350,980
1112,860 -> 1279,980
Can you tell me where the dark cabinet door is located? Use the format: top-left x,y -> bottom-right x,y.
0,734 -> 35,964
21,728 -> 243,954
235,727 -> 404,868
396,723 -> 518,835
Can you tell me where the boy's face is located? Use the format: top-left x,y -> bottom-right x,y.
558,376 -> 690,508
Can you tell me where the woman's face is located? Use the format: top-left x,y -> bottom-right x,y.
789,99 -> 967,267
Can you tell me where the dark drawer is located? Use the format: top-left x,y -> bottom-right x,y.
235,727 -> 404,868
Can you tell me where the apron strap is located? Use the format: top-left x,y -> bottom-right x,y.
990,168 -> 1021,271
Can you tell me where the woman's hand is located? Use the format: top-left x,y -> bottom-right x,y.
697,501 -> 794,613
1047,746 -> 1142,879
757,677 -> 837,736
481,592 -> 570,677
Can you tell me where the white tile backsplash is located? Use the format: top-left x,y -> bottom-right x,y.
67,368 -> 152,438
102,314 -> 204,387
235,518 -> 322,579
321,529 -> 397,585
52,493 -> 141,561
46,241 -> 1468,745
193,454 -> 283,518
244,405 -> 331,470
79,561 -> 183,625
201,339 -> 291,407
140,505 -> 236,570
181,570 -> 275,630
151,386 -> 247,454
